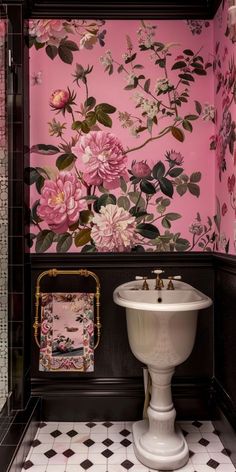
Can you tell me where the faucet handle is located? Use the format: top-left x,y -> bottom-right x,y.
135,276 -> 149,290
167,275 -> 182,290
152,269 -> 164,289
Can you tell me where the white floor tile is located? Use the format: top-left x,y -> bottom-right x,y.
70,443 -> 88,453
198,422 -> 215,433
188,443 -> 207,453
67,453 -> 87,464
191,452 -> 210,464
52,433 -> 71,443
46,466 -> 66,472
55,422 -> 74,432
90,432 -> 108,442
87,452 -> 107,464
29,453 -> 48,465
47,453 -> 67,464
107,452 -> 126,464
36,434 -> 54,444
216,464 -> 236,472
23,467 -> 47,472
201,432 -> 222,442
209,452 -> 232,463
206,442 -> 225,453
70,432 -> 89,443
185,432 -> 202,443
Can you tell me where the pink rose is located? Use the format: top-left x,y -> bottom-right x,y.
91,204 -> 136,252
222,203 -> 228,216
37,171 -> 86,233
50,89 -> 69,110
228,174 -> 235,193
72,131 -> 128,189
131,161 -> 151,178
29,20 -> 65,45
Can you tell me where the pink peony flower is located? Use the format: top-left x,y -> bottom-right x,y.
91,204 -> 136,252
37,171 -> 86,233
228,174 -> 235,193
222,203 -> 228,216
29,20 -> 65,45
131,160 -> 151,178
50,89 -> 69,110
72,131 -> 128,189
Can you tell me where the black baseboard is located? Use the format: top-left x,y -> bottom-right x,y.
31,376 -> 213,421
212,379 -> 236,467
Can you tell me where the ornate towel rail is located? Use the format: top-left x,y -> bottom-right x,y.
33,268 -> 101,350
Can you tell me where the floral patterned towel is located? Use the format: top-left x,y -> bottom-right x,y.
39,292 -> 94,372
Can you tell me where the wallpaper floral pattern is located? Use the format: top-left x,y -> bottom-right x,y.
213,0 -> 236,253
28,19 -> 217,253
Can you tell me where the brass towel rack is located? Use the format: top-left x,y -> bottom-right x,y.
33,268 -> 101,349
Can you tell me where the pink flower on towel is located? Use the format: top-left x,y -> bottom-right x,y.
72,131 -> 128,189
37,171 -> 86,233
41,320 -> 51,335
91,204 -> 136,252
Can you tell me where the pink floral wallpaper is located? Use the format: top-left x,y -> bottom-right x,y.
28,19 -> 217,253
213,0 -> 236,253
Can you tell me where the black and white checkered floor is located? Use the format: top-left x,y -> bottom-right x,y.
22,421 -> 235,472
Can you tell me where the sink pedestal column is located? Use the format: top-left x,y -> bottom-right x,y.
133,366 -> 189,470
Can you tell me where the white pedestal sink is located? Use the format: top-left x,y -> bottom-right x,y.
113,278 -> 212,471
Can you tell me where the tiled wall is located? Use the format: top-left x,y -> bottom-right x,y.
0,19 -> 8,409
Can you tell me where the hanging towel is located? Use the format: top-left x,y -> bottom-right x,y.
39,292 -> 95,372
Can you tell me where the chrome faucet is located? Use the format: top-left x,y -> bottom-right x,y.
152,269 -> 164,290
167,275 -> 182,290
135,276 -> 149,290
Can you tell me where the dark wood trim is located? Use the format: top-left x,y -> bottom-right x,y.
31,376 -> 214,421
30,252 -> 214,269
214,253 -> 236,275
3,0 -> 224,19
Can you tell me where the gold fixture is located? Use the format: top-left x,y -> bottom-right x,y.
33,268 -> 101,349
135,276 -> 149,290
167,275 -> 182,290
152,269 -> 164,290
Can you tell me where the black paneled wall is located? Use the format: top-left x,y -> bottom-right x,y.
30,253 -> 214,421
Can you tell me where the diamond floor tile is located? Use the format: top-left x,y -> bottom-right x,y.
20,420 -> 236,472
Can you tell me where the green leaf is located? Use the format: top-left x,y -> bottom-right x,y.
175,238 -> 190,251
74,228 -> 91,247
214,197 -> 221,233
159,177 -> 174,198
136,223 -> 160,239
31,200 -> 42,224
94,194 -> 116,212
191,61 -> 204,69
120,176 -> 127,193
193,68 -> 207,76
85,111 -> 97,128
81,121 -> 91,133
80,210 -> 94,224
58,45 -> 73,64
96,110 -> 112,128
184,114 -> 198,121
46,44 -> 58,60
165,212 -> 181,221
84,96 -> 96,110
56,233 -> 73,252
35,230 -> 54,253
56,153 -> 76,170
25,167 -> 40,185
179,73 -> 194,82
176,183 -> 187,196
168,167 -> 183,178
171,61 -> 187,70
96,103 -> 116,114
162,217 -> 171,229
140,180 -> 156,195
144,79 -> 150,92
182,120 -> 193,132
190,171 -> 201,183
171,127 -> 184,142
117,196 -> 130,211
183,49 -> 194,55
36,175 -> 45,194
30,144 -> 60,155
188,183 -> 200,197
153,161 -> 165,179
62,40 -> 79,51
128,192 -> 145,207
195,100 -> 202,115
81,244 -> 96,253
162,198 -> 171,206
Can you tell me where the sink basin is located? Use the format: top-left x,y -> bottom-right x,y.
115,280 -> 211,312
113,278 -> 212,471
